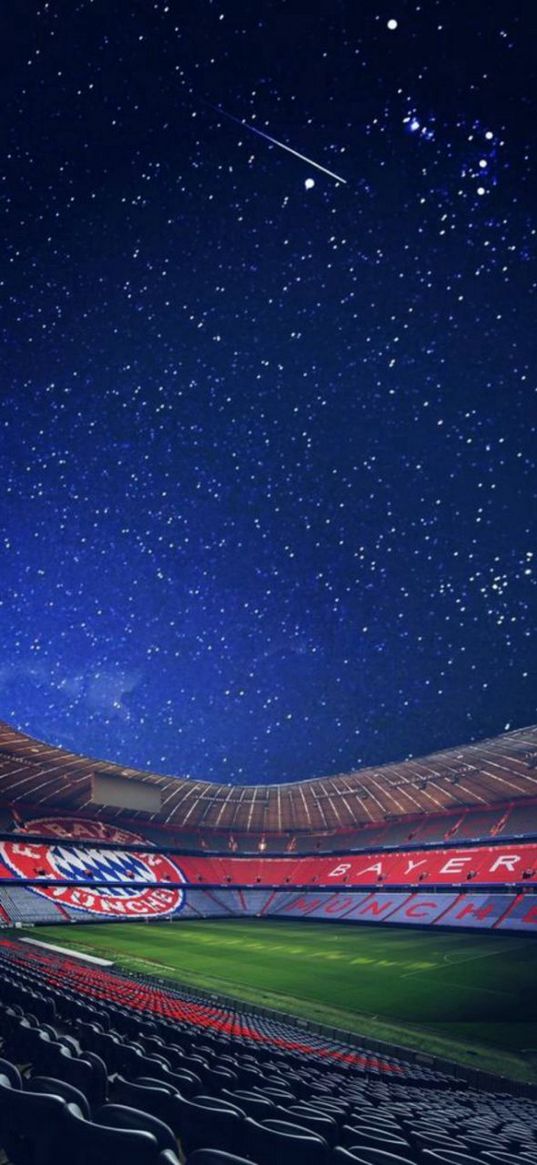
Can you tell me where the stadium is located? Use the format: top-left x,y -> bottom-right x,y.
1,718 -> 537,1164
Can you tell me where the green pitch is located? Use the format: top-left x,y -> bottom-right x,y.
27,920 -> 537,1083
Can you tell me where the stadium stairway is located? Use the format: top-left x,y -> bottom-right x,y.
1,939 -> 537,1165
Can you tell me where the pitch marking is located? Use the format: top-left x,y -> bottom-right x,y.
402,942 -> 525,979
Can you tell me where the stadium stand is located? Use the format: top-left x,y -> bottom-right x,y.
408,813 -> 464,844
505,802 -> 537,838
451,809 -> 510,841
1,937 -> 537,1165
1,880 -> 536,932
0,886 -> 65,925
2,826 -> 537,929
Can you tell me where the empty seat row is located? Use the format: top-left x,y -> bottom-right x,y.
0,937 -> 536,1165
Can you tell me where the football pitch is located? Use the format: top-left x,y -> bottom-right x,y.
28,919 -> 537,1082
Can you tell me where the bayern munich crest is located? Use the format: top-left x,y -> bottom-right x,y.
2,817 -> 186,918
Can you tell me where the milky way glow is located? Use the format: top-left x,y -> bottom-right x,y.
0,2 -> 535,784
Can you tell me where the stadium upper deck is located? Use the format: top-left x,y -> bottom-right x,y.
0,720 -> 536,839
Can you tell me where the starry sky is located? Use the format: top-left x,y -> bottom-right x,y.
1,0 -> 536,785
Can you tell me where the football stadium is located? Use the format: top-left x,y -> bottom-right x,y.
1,719 -> 537,1163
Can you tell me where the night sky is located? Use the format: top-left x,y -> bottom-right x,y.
1,1 -> 536,784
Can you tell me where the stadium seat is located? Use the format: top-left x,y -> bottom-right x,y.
114,1077 -> 182,1116
28,1074 -> 92,1118
341,1125 -> 410,1151
0,1081 -> 72,1165
411,1133 -> 468,1155
0,1057 -> 22,1088
203,1066 -> 238,1092
186,1102 -> 246,1154
244,1116 -> 330,1165
186,1152 -> 254,1165
136,1076 -> 190,1096
220,1089 -> 275,1118
63,1101 -> 181,1165
138,1091 -> 246,1156
96,1103 -> 179,1155
252,1084 -> 296,1102
421,1151 -> 483,1165
482,1154 -> 537,1165
333,1151 -> 372,1165
274,1104 -> 339,1145
348,1149 -> 418,1165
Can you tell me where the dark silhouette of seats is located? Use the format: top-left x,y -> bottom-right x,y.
0,1078 -> 71,1165
31,1040 -> 107,1106
220,1088 -> 275,1119
411,1131 -> 466,1154
203,1066 -> 238,1093
347,1147 -> 419,1165
421,1150 -> 482,1165
186,1151 -> 254,1165
136,1076 -> 184,1095
0,1057 -> 22,1088
175,1096 -> 245,1155
194,1096 -> 246,1117
112,1085 -> 245,1157
482,1154 -> 537,1165
334,1149 -> 371,1165
274,1104 -> 339,1145
252,1083 -> 296,1103
28,1074 -> 92,1119
115,1077 -> 181,1113
147,1063 -> 204,1096
243,1115 -> 329,1165
341,1124 -> 410,1151
96,1102 -> 179,1155
63,1101 -> 180,1165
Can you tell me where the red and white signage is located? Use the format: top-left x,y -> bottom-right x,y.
2,818 -> 185,918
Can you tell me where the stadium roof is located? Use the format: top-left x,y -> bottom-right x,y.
0,720 -> 536,833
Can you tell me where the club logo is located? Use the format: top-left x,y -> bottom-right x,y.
2,817 -> 186,918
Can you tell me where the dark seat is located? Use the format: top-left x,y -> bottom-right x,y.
38,1043 -> 107,1107
0,1058 -> 22,1088
194,1095 -> 246,1117
135,1076 -> 181,1096
0,1081 -> 71,1165
116,1087 -> 244,1157
115,1077 -> 179,1113
276,1104 -> 339,1146
63,1101 -> 180,1165
92,1031 -> 122,1071
333,1149 -> 370,1165
304,1098 -> 350,1120
96,1103 -> 179,1155
422,1151 -> 482,1165
482,1154 -> 537,1165
220,1088 -> 275,1119
348,1148 -> 418,1165
411,1132 -> 466,1153
58,1034 -> 79,1055
203,1067 -> 238,1093
252,1084 -> 296,1103
28,1074 -> 92,1119
177,1098 -> 245,1156
186,1152 -> 254,1165
244,1115 -> 329,1165
342,1126 -> 410,1151
142,1063 -> 203,1096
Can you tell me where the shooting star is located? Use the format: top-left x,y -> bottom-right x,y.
210,103 -> 347,185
